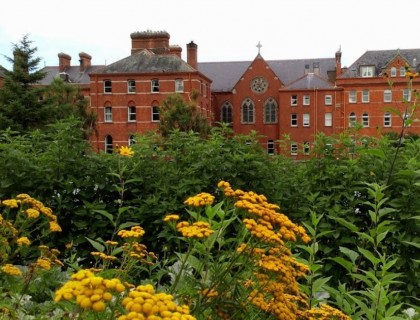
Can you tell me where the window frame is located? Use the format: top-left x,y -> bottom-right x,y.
362,90 -> 370,103
303,113 -> 310,127
241,98 -> 255,124
127,79 -> 136,93
325,112 -> 332,127
325,95 -> 332,105
264,98 -> 278,124
349,112 -> 357,127
151,105 -> 160,122
290,143 -> 298,155
303,141 -> 310,155
128,135 -> 136,146
221,101 -> 233,124
403,88 -> 411,102
104,80 -> 112,93
303,95 -> 310,106
390,67 -> 397,77
384,112 -> 392,127
349,90 -> 357,103
400,66 -> 406,77
128,105 -> 136,122
360,66 -> 375,77
104,106 -> 112,122
175,79 -> 184,93
151,79 -> 160,93
267,139 -> 275,155
291,113 -> 298,127
384,89 -> 392,102
290,95 -> 298,106
105,135 -> 113,153
362,113 -> 369,127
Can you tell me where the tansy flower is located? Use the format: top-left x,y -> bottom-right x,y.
26,208 -> 40,219
117,225 -> 145,238
163,214 -> 180,222
2,199 -> 19,208
49,221 -> 62,232
119,146 -> 134,157
17,237 -> 31,246
184,192 -> 215,207
36,257 -> 52,270
1,264 -> 22,276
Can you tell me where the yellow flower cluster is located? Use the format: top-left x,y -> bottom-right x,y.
176,221 -> 214,239
184,192 -> 215,207
303,304 -> 352,320
218,181 -> 310,244
26,208 -> 40,219
124,242 -> 157,265
2,199 -> 18,208
119,284 -> 196,320
200,288 -> 219,298
34,245 -> 63,270
91,251 -> 117,261
163,214 -> 180,222
55,269 -> 126,312
119,145 -> 135,157
16,236 -> 31,246
118,226 -> 145,238
1,264 -> 22,276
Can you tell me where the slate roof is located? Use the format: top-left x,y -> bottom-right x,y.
284,73 -> 335,90
198,57 -> 336,92
39,65 -> 104,85
340,49 -> 420,78
91,50 -> 196,74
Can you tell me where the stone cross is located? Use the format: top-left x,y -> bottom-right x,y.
256,41 -> 262,54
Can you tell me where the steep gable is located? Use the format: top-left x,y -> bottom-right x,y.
284,73 -> 334,90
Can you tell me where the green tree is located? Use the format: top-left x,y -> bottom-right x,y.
0,35 -> 50,131
158,93 -> 210,137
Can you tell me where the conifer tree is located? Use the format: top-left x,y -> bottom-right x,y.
0,35 -> 50,131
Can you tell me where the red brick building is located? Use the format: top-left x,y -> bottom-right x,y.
34,31 -> 420,156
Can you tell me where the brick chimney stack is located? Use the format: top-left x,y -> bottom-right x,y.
130,30 -> 170,55
335,47 -> 342,77
187,41 -> 197,70
58,53 -> 71,72
79,52 -> 92,71
169,45 -> 182,58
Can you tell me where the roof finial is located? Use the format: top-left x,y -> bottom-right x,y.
256,41 -> 262,55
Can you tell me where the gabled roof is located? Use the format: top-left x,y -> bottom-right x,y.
39,65 -> 104,85
91,49 -> 196,74
284,72 -> 334,90
198,57 -> 336,92
340,49 -> 420,78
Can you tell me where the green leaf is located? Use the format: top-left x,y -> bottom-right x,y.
330,257 -> 353,273
358,247 -> 381,266
92,209 -> 115,227
328,216 -> 359,232
339,246 -> 359,264
312,277 -> 332,294
117,221 -> 140,232
402,241 -> 420,249
86,237 -> 105,252
355,232 -> 375,245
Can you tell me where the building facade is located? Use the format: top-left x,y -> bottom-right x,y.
32,31 -> 420,156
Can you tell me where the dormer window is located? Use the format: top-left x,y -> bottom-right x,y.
390,67 -> 397,77
360,66 -> 375,77
400,66 -> 406,77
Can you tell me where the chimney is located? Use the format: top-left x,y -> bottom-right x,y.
58,52 -> 71,72
304,64 -> 310,74
335,47 -> 342,77
187,41 -> 198,69
130,30 -> 170,55
169,45 -> 182,58
313,62 -> 320,75
79,52 -> 92,71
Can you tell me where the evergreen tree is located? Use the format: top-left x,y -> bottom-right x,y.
0,35 -> 50,131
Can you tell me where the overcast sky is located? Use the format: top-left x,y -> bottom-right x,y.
0,0 -> 417,70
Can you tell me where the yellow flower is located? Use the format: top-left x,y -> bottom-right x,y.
119,146 -> 134,157
163,214 -> 180,222
1,264 -> 22,276
26,208 -> 40,219
49,221 -> 62,232
36,257 -> 52,270
17,237 -> 31,246
2,199 -> 19,208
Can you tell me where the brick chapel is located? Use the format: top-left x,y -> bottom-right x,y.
32,31 -> 420,157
